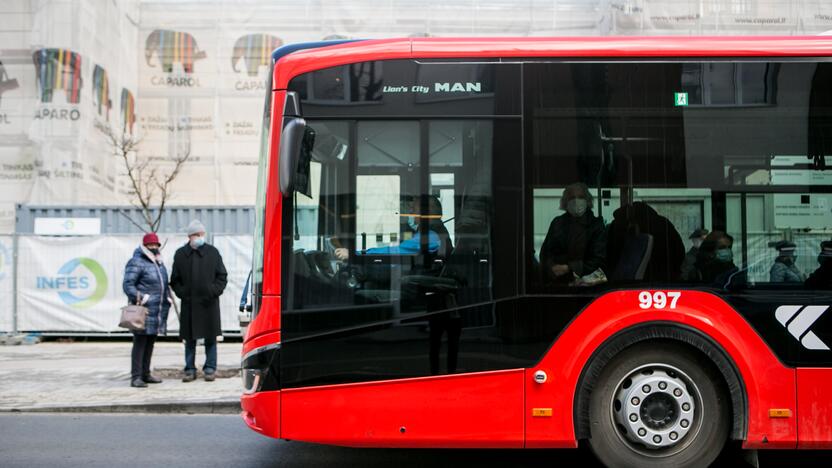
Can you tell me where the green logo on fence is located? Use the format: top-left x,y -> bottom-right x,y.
36,257 -> 109,309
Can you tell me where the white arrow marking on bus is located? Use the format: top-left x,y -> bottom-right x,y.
775,305 -> 802,327
801,332 -> 830,351
776,305 -> 830,351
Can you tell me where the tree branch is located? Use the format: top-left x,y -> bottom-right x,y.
104,124 -> 189,234
117,209 -> 149,233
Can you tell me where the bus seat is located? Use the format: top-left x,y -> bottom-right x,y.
611,233 -> 654,281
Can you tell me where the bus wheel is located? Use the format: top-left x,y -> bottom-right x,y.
587,342 -> 729,468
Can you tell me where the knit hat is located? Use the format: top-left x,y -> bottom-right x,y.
186,219 -> 206,236
142,232 -> 160,246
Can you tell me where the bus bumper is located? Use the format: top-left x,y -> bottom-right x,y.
241,390 -> 280,439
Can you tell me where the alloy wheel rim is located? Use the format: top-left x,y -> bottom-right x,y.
609,363 -> 703,457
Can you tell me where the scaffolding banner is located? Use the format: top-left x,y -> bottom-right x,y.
15,235 -> 247,333
8,1 -> 832,235
0,236 -> 13,332
0,0 -> 140,233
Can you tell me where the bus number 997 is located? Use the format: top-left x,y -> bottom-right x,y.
638,291 -> 681,310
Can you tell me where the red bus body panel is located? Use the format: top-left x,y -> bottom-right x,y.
245,89 -> 284,343
273,36 -> 832,90
526,290 -> 796,449
281,369 -> 525,448
242,330 -> 280,358
797,368 -> 832,448
241,88 -> 286,439
244,296 -> 281,343
242,390 -> 281,439
262,89 -> 285,298
409,36 -> 832,58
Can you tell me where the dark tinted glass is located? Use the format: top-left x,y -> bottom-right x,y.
283,119 -> 516,332
280,117 -> 528,385
288,60 -> 521,117
525,62 -> 832,294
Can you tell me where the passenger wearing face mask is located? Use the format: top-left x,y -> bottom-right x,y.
681,229 -> 709,281
540,183 -> 607,285
805,241 -> 832,289
769,240 -> 804,283
170,219 -> 228,382
122,232 -> 171,388
694,231 -> 745,288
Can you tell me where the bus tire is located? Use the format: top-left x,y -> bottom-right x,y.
587,341 -> 729,468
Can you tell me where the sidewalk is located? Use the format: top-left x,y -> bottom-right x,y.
0,340 -> 243,413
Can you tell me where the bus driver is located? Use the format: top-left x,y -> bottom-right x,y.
334,196 -> 450,259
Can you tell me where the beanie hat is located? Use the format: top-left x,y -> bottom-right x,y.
142,232 -> 160,246
186,219 -> 206,236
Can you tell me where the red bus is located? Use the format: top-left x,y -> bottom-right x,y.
241,37 -> 832,467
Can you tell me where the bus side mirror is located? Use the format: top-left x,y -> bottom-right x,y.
279,117 -> 307,197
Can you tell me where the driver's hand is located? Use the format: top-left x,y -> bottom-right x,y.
334,248 -> 349,261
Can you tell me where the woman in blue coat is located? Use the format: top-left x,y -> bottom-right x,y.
123,233 -> 171,388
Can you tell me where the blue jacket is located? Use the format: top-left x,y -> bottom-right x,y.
365,231 -> 440,255
770,259 -> 804,283
123,246 -> 171,335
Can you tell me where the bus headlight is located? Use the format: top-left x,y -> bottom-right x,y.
241,342 -> 280,395
242,368 -> 266,395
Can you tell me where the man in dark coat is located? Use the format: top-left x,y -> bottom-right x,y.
170,219 -> 228,382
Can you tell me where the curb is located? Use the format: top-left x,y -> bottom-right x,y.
0,399 -> 240,415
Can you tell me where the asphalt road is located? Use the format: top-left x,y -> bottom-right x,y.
0,414 -> 829,467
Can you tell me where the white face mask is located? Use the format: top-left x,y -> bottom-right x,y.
190,236 -> 205,248
407,216 -> 419,232
566,198 -> 588,217
692,238 -> 704,249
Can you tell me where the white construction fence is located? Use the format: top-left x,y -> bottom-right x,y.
1,234 -> 252,335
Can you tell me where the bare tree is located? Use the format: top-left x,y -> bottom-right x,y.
102,125 -> 191,233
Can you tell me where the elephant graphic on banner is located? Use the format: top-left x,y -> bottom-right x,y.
121,88 -> 136,134
32,49 -> 83,104
145,29 -> 207,73
231,34 -> 283,77
92,65 -> 112,120
0,60 -> 20,107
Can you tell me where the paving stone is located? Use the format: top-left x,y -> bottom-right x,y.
0,341 -> 243,412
